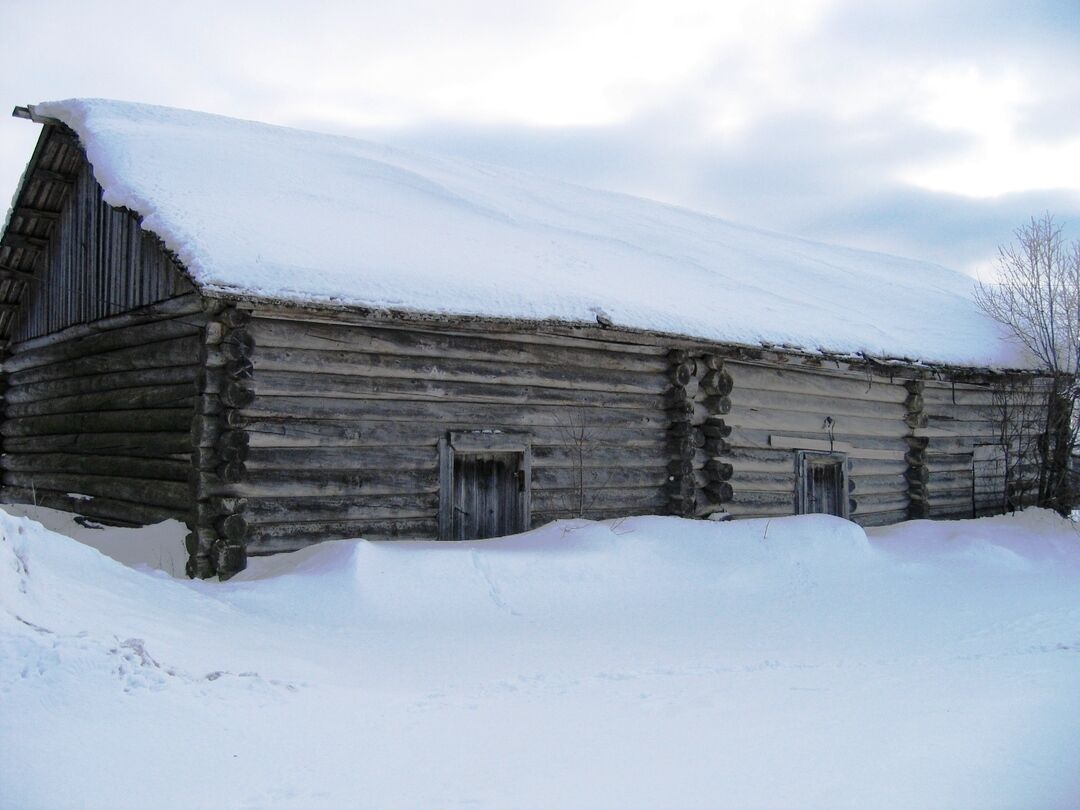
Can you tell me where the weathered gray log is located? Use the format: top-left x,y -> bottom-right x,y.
699,370 -> 733,397
5,365 -> 199,404
668,363 -> 694,387
727,489 -> 794,509
701,354 -> 724,371
208,468 -> 440,499
245,493 -> 439,523
241,395 -> 664,428
219,308 -> 251,329
2,408 -> 193,437
252,345 -> 663,395
219,330 -> 255,362
704,437 -> 730,456
249,369 -> 663,410
703,481 -> 734,503
702,419 -> 731,438
728,409 -> 907,439
667,458 -> 695,476
5,316 -> 203,373
216,460 -> 247,484
856,508 -> 911,527
1,486 -> 180,526
530,441 -> 668,466
704,460 -> 733,480
905,466 -> 930,485
534,466 -> 665,490
219,381 -> 255,409
904,449 -> 927,466
249,316 -> 669,374
703,396 -> 731,414
904,393 -> 925,413
531,503 -> 660,525
2,471 -> 189,510
244,444 -> 438,471
904,435 -> 929,451
1,452 -> 190,481
5,384 -> 195,418
7,337 -> 201,386
214,513 -> 248,541
665,386 -> 691,407
728,361 -> 905,404
237,417 -> 663,448
9,295 -> 202,355
225,357 -> 254,379
2,431 -> 192,458
216,429 -> 250,451
730,387 -> 906,421
534,486 -> 666,513
246,517 -> 439,546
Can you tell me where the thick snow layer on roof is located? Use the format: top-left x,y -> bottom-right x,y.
35,98 -> 1025,367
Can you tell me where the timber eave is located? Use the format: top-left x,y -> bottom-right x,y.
202,290 -> 1048,388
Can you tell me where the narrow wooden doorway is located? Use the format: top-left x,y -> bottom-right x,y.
796,451 -> 849,518
439,431 -> 532,541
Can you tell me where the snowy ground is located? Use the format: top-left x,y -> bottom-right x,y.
2,505 -> 1079,810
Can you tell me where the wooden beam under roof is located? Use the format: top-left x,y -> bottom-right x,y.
30,166 -> 73,186
0,264 -> 38,283
12,206 -> 60,222
2,233 -> 49,252
12,105 -> 64,127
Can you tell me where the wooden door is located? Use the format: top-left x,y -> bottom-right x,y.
451,451 -> 525,541
797,451 -> 848,517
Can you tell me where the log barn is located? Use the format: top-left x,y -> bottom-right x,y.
0,100 -> 1045,578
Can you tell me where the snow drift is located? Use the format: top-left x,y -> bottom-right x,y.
3,506 -> 1080,809
27,98 -> 1025,367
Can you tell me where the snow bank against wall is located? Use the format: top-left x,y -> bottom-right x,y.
33,98 -> 1025,367
3,506 -> 1080,809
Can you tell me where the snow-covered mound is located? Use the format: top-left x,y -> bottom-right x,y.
3,506 -> 1080,809
31,98 -> 1024,367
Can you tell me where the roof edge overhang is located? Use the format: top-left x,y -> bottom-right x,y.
202,287 -> 1044,383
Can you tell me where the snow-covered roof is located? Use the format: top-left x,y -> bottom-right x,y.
29,98 -> 1025,367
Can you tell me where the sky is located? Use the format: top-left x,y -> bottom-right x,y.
1,0 -> 1078,277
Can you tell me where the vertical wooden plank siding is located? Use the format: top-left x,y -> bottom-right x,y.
10,159 -> 194,342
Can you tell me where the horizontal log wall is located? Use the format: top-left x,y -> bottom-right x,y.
921,379 -> 1044,518
1,295 -> 204,524
221,312 -> 672,553
720,359 -> 912,526
11,155 -> 194,342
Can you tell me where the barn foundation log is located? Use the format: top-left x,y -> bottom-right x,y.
187,301 -> 253,580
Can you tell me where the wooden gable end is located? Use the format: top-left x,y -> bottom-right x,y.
1,119 -> 194,346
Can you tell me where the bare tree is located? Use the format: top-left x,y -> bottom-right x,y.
982,377 -> 1043,512
553,406 -> 611,518
975,214 -> 1080,514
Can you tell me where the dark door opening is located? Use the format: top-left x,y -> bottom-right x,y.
797,451 -> 849,518
452,452 -> 526,541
